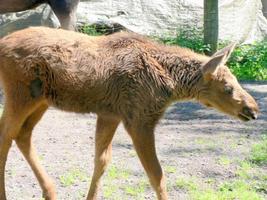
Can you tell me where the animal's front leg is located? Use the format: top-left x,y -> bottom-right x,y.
49,0 -> 79,30
87,115 -> 120,200
125,122 -> 168,200
0,130 -> 12,200
55,10 -> 77,31
0,109 -> 23,200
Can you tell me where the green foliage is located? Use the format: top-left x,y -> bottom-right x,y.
227,42 -> 267,80
159,29 -> 267,81
160,29 -> 210,54
80,24 -> 103,36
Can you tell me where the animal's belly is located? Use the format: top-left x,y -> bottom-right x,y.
46,87 -> 109,115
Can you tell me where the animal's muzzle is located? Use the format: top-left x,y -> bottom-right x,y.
240,106 -> 258,120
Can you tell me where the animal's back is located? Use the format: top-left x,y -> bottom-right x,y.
0,27 -> 100,57
0,27 -> 173,118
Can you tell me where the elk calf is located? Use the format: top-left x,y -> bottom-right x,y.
0,27 -> 259,200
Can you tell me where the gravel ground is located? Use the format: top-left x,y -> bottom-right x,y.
4,82 -> 267,200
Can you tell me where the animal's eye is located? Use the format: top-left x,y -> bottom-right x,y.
224,86 -> 233,95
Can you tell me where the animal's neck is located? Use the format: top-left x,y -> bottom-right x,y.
151,49 -> 205,100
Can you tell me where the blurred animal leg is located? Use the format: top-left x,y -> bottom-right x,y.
126,124 -> 168,200
87,115 -> 120,200
15,104 -> 56,200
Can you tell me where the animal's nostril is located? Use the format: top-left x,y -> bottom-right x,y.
243,106 -> 257,119
243,106 -> 251,115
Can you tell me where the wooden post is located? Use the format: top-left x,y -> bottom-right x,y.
262,0 -> 267,18
204,0 -> 218,55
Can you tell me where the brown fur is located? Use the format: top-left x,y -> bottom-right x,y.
0,27 -> 259,200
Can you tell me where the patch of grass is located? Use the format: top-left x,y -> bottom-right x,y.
191,180 -> 264,200
103,185 -> 116,199
106,165 -> 130,180
106,165 -> 119,179
59,168 -> 89,187
123,179 -> 148,197
103,183 -> 117,199
179,177 -> 266,200
219,180 -> 262,199
250,135 -> 267,165
175,177 -> 198,191
217,156 -> 232,166
236,160 -> 253,179
173,134 -> 267,199
103,164 -> 133,199
253,178 -> 267,195
165,165 -> 177,174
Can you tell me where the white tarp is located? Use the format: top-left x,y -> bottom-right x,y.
0,5 -> 59,37
0,0 -> 267,43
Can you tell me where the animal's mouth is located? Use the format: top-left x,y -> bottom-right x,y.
238,112 -> 253,121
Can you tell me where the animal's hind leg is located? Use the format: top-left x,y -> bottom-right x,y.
0,103 -> 34,200
15,104 -> 56,200
0,79 -> 49,200
87,115 -> 120,200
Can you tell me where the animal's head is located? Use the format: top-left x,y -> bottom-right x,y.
197,44 -> 259,121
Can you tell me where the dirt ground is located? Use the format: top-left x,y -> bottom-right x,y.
4,82 -> 267,200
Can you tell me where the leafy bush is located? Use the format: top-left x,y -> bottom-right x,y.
159,28 -> 210,54
227,42 -> 267,80
80,24 -> 103,36
160,30 -> 267,81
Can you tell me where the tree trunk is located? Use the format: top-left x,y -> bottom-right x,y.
204,0 -> 218,55
262,0 -> 267,18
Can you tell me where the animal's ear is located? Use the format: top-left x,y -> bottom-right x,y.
201,43 -> 236,75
